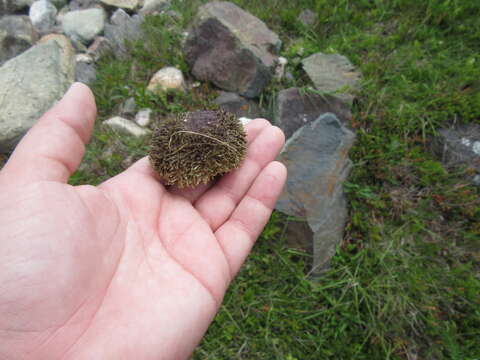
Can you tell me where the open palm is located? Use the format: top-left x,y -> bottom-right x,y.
0,84 -> 286,359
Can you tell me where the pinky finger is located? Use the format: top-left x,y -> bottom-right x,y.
214,161 -> 287,277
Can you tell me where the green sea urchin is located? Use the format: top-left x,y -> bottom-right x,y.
149,110 -> 247,188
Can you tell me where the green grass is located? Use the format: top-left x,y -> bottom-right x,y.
66,0 -> 480,358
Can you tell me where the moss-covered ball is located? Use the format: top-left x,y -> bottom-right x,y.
149,110 -> 247,188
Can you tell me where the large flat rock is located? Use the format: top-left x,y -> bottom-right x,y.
0,39 -> 75,152
276,113 -> 355,274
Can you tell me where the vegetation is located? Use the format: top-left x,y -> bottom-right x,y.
65,0 -> 480,358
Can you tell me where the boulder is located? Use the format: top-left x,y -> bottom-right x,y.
302,52 -> 361,104
275,87 -> 352,139
0,16 -> 37,66
184,1 -> 281,98
62,8 -> 106,44
214,92 -> 262,119
0,39 -> 75,152
104,9 -> 143,58
433,124 -> 480,183
276,113 -> 355,274
147,67 -> 186,93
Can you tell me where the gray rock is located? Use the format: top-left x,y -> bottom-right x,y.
276,113 -> 355,274
49,0 -> 65,9
297,9 -> 316,26
302,52 -> 361,104
68,0 -> 98,10
100,0 -> 138,9
473,174 -> 480,186
104,116 -> 150,137
75,53 -> 96,85
62,8 -> 106,44
135,108 -> 152,127
29,0 -> 57,34
139,0 -> 169,15
0,39 -> 75,151
104,9 -> 143,58
434,124 -> 480,183
184,1 -> 281,98
0,16 -> 37,66
274,56 -> 288,80
121,97 -> 136,117
275,87 -> 352,139
0,0 -> 35,13
284,71 -> 295,82
86,36 -> 112,61
147,66 -> 186,93
214,92 -> 262,119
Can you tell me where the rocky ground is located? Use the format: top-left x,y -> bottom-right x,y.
1,0 -> 479,358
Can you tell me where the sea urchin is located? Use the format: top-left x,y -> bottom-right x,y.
149,110 -> 247,188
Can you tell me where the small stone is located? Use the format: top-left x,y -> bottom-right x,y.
121,97 -> 136,117
275,87 -> 352,139
433,124 -> 480,175
87,36 -> 112,61
104,116 -> 150,137
285,71 -> 295,82
100,0 -> 138,10
1,0 -> 35,12
274,56 -> 288,80
147,67 -> 186,93
110,7 -> 130,25
75,53 -> 96,85
56,5 -> 69,23
135,108 -> 152,127
62,8 -> 106,44
139,0 -> 169,15
214,92 -> 262,119
473,174 -> 480,187
302,52 -> 361,105
29,0 -> 57,34
49,0 -> 66,9
0,16 -> 37,66
68,0 -> 98,11
297,9 -> 317,26
104,9 -> 143,58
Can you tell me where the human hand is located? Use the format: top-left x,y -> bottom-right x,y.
0,83 -> 286,359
